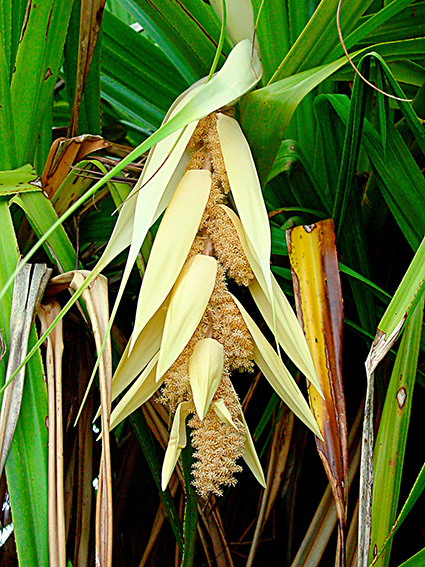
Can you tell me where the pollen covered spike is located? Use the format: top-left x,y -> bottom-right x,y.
111,109 -> 320,498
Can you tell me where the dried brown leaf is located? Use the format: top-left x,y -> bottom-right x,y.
68,0 -> 107,136
38,299 -> 66,567
41,135 -> 109,200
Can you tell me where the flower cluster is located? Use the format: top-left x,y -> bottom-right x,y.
108,53 -> 321,498
155,112 -> 258,496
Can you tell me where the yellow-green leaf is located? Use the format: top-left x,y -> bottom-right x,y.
0,164 -> 38,195
189,338 -> 224,420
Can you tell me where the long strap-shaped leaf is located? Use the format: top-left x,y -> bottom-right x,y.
49,271 -> 113,567
0,199 -> 49,566
369,295 -> 424,567
287,219 -> 348,567
38,300 -> 66,567
372,461 -> 425,565
68,0 -> 106,136
0,262 -> 51,475
10,0 -> 74,167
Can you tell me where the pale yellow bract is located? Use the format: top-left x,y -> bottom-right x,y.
109,354 -> 161,431
161,401 -> 192,491
231,295 -> 323,439
221,204 -> 322,392
131,169 -> 212,349
189,339 -> 224,421
212,399 -> 238,430
156,255 -> 218,381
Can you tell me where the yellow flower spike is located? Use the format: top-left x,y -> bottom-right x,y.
103,38 -> 262,283
221,204 -> 322,395
161,401 -> 192,491
130,170 -> 212,350
240,412 -> 267,489
216,113 -> 273,303
189,338 -> 224,421
109,353 -> 162,432
231,294 -> 323,439
213,399 -> 238,430
156,255 -> 218,381
110,37 -> 261,268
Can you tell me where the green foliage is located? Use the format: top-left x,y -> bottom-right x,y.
1,0 -> 425,565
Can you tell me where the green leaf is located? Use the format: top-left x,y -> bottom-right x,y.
314,93 -> 377,334
180,436 -> 198,567
369,296 -> 424,567
329,0 -> 417,58
101,10 -> 189,135
10,190 -> 77,273
250,0 -> 289,83
240,55 -> 355,183
353,1 -> 425,46
10,0 -> 74,166
130,0 -> 224,81
0,43 -> 17,170
368,233 -> 425,375
374,462 -> 425,564
241,38 -> 425,184
268,0 -> 375,82
397,547 -> 425,567
0,201 -> 48,567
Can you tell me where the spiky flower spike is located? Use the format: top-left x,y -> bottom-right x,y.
153,112 -> 257,496
108,106 -> 323,498
105,38 -> 323,498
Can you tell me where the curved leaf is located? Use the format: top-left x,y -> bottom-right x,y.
156,255 -> 218,381
161,401 -> 191,491
131,169 -> 211,348
189,338 -> 224,420
231,294 -> 322,438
